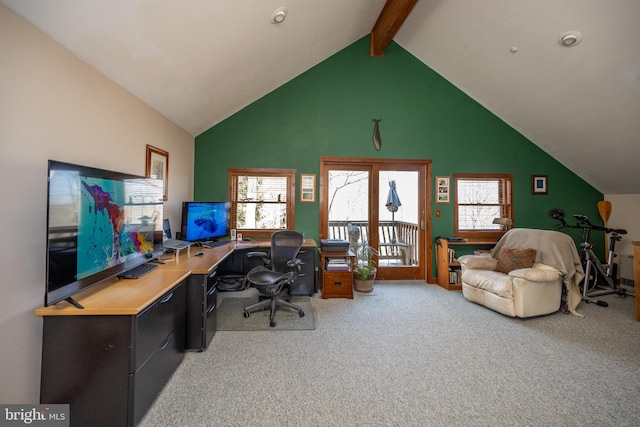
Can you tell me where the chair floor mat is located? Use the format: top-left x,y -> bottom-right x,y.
216,297 -> 315,331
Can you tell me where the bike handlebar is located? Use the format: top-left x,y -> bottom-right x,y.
547,208 -> 627,235
572,213 -> 627,234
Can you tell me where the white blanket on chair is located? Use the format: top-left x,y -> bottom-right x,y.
492,228 -> 585,316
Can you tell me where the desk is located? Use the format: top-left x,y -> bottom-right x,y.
157,238 -> 316,349
34,238 -> 316,425
223,238 -> 317,296
633,242 -> 639,321
35,271 -> 190,427
159,242 -> 236,351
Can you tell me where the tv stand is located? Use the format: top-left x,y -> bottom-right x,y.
64,296 -> 84,309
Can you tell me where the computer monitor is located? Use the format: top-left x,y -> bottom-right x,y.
180,202 -> 230,242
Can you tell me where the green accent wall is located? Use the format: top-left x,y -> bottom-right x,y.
195,36 -> 603,256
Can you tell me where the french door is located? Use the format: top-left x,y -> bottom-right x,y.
319,158 -> 431,281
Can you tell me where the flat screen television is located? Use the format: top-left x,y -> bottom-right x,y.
180,201 -> 230,243
46,160 -> 164,307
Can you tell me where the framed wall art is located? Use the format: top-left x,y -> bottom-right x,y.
531,174 -> 548,195
436,176 -> 450,204
300,174 -> 316,202
146,145 -> 169,201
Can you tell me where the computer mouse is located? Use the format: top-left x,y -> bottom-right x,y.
195,251 -> 204,256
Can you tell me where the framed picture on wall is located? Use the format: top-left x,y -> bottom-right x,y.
146,145 -> 169,201
531,174 -> 548,195
300,174 -> 316,202
436,176 -> 450,203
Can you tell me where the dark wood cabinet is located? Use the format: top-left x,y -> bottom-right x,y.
36,272 -> 189,427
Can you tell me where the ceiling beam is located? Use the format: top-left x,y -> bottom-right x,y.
370,0 -> 419,57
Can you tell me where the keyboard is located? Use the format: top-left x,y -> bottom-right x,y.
204,240 -> 233,248
118,263 -> 158,280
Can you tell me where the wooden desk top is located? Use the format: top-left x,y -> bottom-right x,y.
35,238 -> 317,317
34,270 -> 190,316
234,238 -> 317,249
158,242 -> 236,275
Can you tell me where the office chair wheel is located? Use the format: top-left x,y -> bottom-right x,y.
243,310 -> 250,318
270,320 -> 276,327
299,309 -> 305,317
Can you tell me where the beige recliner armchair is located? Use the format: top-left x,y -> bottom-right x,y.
458,228 -> 584,318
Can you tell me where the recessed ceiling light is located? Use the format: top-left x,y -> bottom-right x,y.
271,7 -> 287,24
559,31 -> 583,47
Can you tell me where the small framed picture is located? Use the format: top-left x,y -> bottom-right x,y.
300,174 -> 316,202
532,175 -> 548,195
146,145 -> 169,201
436,176 -> 450,204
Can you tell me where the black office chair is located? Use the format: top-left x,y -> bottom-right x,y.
243,230 -> 305,327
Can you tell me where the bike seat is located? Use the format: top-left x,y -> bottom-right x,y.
608,227 -> 627,235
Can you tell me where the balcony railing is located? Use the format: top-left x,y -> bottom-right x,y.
328,220 -> 419,266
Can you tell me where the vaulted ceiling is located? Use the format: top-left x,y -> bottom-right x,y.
3,0 -> 639,194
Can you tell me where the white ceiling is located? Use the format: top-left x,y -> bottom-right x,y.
3,0 -> 639,194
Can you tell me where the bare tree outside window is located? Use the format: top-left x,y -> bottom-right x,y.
328,171 -> 368,221
454,173 -> 513,239
228,168 -> 295,238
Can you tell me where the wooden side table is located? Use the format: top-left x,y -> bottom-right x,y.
318,249 -> 355,299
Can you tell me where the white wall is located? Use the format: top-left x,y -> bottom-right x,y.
0,5 -> 194,404
604,195 -> 640,257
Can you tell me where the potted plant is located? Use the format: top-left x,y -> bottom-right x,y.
354,243 -> 378,292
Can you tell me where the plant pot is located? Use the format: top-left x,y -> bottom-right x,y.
354,272 -> 376,292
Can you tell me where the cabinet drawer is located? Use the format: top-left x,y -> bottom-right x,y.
134,281 -> 186,370
130,327 -> 185,425
322,270 -> 353,298
206,268 -> 219,289
205,300 -> 217,342
206,285 -> 218,310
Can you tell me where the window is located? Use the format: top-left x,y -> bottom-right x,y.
228,168 -> 295,238
454,173 -> 513,239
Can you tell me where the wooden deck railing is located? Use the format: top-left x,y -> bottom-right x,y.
328,220 -> 419,266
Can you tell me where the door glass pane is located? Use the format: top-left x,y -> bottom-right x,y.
378,171 -> 419,266
327,170 -> 369,253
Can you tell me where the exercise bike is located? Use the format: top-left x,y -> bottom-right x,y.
548,208 -> 633,307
